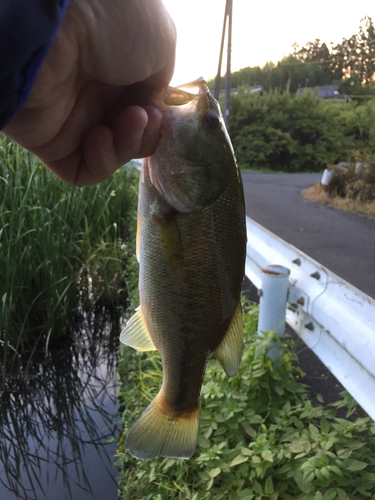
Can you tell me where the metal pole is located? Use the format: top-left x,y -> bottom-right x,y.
258,265 -> 290,360
214,0 -> 228,101
224,0 -> 232,133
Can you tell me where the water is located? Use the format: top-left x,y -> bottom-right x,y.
0,305 -> 122,500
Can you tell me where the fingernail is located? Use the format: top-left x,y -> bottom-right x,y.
143,107 -> 163,137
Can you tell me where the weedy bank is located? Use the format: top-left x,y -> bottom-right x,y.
0,136 -> 138,386
117,302 -> 375,500
302,161 -> 375,218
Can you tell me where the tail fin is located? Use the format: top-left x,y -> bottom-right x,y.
125,392 -> 200,460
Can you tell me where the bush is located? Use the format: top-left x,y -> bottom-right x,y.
229,92 -> 375,173
117,302 -> 375,500
343,100 -> 375,158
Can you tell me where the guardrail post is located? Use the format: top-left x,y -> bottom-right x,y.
258,265 -> 290,359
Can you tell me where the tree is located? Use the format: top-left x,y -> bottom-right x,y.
330,16 -> 375,82
206,17 -> 375,93
297,39 -> 330,66
358,16 -> 375,82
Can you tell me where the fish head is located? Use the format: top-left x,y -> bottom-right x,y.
144,78 -> 237,212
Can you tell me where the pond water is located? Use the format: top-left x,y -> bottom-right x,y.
0,305 -> 122,500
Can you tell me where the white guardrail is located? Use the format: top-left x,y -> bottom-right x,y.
245,216 -> 375,421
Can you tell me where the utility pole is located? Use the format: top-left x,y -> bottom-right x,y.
214,0 -> 233,133
225,0 -> 232,133
214,1 -> 228,101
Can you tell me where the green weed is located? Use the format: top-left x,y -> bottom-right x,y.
117,302 -> 375,500
0,136 -> 138,382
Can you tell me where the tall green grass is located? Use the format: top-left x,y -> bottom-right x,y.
0,136 -> 138,381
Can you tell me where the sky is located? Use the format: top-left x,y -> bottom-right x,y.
162,0 -> 375,86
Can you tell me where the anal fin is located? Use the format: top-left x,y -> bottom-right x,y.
214,302 -> 243,377
120,306 -> 157,351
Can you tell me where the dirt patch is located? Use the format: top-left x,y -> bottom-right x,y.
302,182 -> 375,219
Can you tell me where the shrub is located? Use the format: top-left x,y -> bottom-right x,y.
229,92 -> 375,173
343,100 -> 375,158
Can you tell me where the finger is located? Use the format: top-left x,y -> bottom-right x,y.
113,105 -> 163,160
43,105 -> 162,186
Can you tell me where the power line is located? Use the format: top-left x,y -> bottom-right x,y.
278,57 -> 375,67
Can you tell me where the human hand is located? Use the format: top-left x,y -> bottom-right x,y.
2,0 -> 176,186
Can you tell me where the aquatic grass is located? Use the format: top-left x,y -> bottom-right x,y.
0,136 -> 138,382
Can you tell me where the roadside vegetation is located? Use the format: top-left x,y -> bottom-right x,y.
0,136 -> 138,386
302,162 -> 375,218
117,301 -> 375,500
227,92 -> 375,174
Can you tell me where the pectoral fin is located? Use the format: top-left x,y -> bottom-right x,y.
120,306 -> 157,351
214,303 -> 243,377
154,214 -> 184,270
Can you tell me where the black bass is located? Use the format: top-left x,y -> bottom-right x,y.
120,78 -> 246,460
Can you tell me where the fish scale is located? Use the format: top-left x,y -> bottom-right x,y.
120,78 -> 246,460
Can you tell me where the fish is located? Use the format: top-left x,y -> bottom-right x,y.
120,78 -> 246,460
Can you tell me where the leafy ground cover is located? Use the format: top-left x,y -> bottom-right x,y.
117,301 -> 375,500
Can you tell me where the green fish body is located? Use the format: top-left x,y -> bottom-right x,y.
120,79 -> 246,460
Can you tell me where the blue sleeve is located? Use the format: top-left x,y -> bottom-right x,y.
0,0 -> 70,130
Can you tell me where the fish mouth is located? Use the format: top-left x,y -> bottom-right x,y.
164,77 -> 208,107
161,77 -> 220,130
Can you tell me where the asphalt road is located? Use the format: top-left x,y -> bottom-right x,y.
241,172 -> 375,409
241,172 -> 375,299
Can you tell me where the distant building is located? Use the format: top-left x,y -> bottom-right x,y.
297,85 -> 349,101
218,85 -> 268,97
247,85 -> 268,95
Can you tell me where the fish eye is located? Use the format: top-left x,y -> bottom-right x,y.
202,111 -> 220,130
